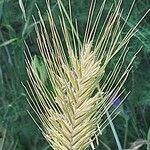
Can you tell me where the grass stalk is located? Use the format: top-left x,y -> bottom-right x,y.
106,111 -> 123,150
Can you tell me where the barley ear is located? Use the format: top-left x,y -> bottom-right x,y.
23,0 -> 149,150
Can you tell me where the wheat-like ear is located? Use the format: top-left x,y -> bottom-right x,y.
23,0 -> 149,149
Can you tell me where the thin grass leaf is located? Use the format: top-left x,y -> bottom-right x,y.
147,127 -> 150,150
0,38 -> 17,48
125,139 -> 147,150
0,0 -> 4,20
19,0 -> 27,21
0,128 -> 6,150
106,111 -> 122,150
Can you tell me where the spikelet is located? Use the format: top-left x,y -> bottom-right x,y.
23,0 -> 149,149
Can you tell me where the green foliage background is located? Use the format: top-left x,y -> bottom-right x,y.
0,0 -> 150,149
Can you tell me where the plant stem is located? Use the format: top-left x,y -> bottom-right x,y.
123,118 -> 129,149
106,111 -> 122,150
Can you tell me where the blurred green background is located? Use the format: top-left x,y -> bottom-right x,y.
0,0 -> 150,149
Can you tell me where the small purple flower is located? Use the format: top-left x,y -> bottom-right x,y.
112,98 -> 121,107
111,97 -> 131,120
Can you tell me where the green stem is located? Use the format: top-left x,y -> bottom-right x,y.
106,111 -> 122,150
123,118 -> 129,149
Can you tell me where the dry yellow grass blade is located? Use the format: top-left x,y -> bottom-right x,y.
23,0 -> 149,149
